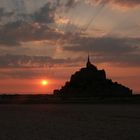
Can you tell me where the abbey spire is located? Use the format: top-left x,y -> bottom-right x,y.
86,54 -> 97,71
86,54 -> 91,68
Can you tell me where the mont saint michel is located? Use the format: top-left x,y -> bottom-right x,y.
54,56 -> 132,98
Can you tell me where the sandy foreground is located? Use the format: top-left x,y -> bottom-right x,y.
0,104 -> 140,140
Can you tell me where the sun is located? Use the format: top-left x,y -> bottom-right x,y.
41,80 -> 48,86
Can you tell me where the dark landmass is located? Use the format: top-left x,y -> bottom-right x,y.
54,56 -> 132,98
0,94 -> 140,104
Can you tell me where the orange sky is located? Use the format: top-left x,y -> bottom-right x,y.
0,64 -> 139,94
0,0 -> 140,94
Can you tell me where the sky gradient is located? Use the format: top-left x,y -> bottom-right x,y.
0,0 -> 140,94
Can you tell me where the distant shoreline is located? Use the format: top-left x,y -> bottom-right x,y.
0,94 -> 140,104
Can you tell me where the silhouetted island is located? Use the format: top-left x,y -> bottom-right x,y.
54,56 -> 132,98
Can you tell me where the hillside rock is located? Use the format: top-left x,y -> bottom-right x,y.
54,56 -> 132,97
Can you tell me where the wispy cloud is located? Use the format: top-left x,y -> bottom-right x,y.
0,54 -> 82,68
86,0 -> 140,8
0,2 -> 63,46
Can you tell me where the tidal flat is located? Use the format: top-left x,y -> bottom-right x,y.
0,104 -> 140,140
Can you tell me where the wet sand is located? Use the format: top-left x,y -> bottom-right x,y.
0,104 -> 140,140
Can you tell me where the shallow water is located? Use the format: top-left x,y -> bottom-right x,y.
0,104 -> 140,140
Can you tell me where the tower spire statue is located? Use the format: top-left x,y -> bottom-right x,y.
86,54 -> 92,68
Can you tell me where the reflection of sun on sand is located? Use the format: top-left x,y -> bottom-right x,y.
41,80 -> 48,86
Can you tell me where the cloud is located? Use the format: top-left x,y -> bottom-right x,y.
113,0 -> 140,7
0,69 -> 53,79
64,36 -> 140,53
0,20 -> 65,46
0,1 -> 81,47
0,67 -> 72,79
12,0 -> 26,13
0,54 -> 82,68
0,0 -> 140,68
95,53 -> 140,67
0,69 -> 43,79
86,0 -> 140,8
63,36 -> 140,66
65,0 -> 80,9
32,2 -> 55,24
0,2 -> 65,47
0,8 -> 14,21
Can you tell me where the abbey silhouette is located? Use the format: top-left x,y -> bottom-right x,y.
54,56 -> 132,97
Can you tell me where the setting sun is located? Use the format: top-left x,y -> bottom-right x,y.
41,80 -> 48,86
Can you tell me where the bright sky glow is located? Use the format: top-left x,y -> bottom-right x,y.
41,80 -> 48,86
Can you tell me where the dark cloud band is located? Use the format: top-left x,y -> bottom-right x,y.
0,54 -> 82,68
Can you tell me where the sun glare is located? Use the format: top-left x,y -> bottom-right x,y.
41,80 -> 48,86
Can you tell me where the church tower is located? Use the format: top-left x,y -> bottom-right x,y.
86,55 -> 97,70
86,55 -> 91,68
